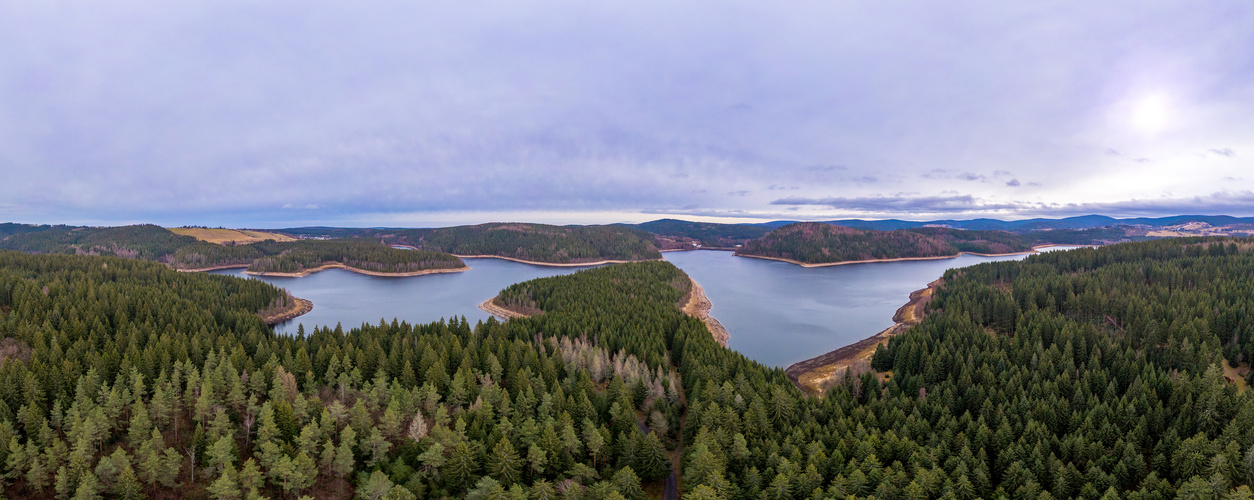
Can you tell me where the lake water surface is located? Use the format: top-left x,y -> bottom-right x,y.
663,250 -> 1075,367
211,258 -> 593,335
217,248 -> 1078,368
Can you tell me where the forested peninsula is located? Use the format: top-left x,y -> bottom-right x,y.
0,224 -> 466,277
735,222 -> 1125,266
395,223 -> 662,265
2,238 -> 1254,498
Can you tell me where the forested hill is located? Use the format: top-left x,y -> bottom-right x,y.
0,224 -> 465,275
4,239 -> 1254,497
734,222 -> 1022,263
400,223 -> 662,264
624,219 -> 773,249
735,222 -> 1127,264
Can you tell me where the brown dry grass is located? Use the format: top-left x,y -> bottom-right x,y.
168,227 -> 296,244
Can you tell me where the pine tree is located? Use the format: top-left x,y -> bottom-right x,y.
487,437 -> 521,486
207,464 -> 241,500
445,441 -> 478,490
636,433 -> 670,481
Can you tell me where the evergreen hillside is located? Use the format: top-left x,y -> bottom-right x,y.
736,222 -> 1128,265
1,238 -> 1254,497
0,225 -> 466,275
404,223 -> 662,264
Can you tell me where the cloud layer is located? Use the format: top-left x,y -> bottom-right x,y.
1,1 -> 1252,226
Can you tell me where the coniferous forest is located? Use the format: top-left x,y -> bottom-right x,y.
0,225 -> 465,275
1,236 -> 1254,498
401,223 -> 663,264
736,222 -> 1132,265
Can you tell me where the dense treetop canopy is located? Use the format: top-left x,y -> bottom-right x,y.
1,235 -> 1253,498
737,222 -> 1133,265
0,224 -> 465,275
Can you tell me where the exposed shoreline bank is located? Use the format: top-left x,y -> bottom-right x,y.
785,279 -> 941,395
735,244 -> 1083,268
454,254 -> 660,267
244,262 -> 470,278
259,296 -> 313,326
680,276 -> 730,347
477,298 -> 533,321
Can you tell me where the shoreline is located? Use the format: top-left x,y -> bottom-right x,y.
784,279 -> 941,395
243,262 -> 470,278
477,297 -> 533,321
454,254 -> 661,267
260,296 -> 313,326
680,276 -> 730,347
736,244 -> 1081,268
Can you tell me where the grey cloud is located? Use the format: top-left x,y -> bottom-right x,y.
1210,148 -> 1237,157
770,194 -> 1021,213
1040,191 -> 1254,217
728,190 -> 751,197
1,1 -> 1252,225
1006,179 -> 1021,187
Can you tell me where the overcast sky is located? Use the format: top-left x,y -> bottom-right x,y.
2,1 -> 1253,227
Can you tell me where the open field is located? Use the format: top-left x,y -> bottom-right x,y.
168,227 -> 297,244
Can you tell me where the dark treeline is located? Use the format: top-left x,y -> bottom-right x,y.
5,237 -> 1254,498
0,225 -> 465,275
624,219 -> 773,249
273,223 -> 664,265
400,223 -> 662,264
0,225 -> 199,262
735,222 -> 969,263
245,240 -> 463,274
737,222 -> 1132,264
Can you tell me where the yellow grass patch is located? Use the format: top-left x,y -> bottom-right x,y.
1222,362 -> 1249,393
168,227 -> 296,245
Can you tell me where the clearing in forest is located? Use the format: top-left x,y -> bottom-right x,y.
168,227 -> 297,244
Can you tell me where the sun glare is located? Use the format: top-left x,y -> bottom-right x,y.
1131,94 -> 1169,132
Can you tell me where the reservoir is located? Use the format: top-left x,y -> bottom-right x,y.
211,257 -> 592,335
216,248 -> 1079,368
663,250 -> 1074,368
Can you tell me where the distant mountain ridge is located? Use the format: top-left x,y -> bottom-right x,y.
820,214 -> 1254,232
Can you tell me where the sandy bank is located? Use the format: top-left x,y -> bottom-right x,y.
680,276 -> 730,347
737,244 -> 1080,268
454,254 -> 660,267
176,264 -> 251,273
477,298 -> 534,321
244,262 -> 469,278
785,279 -> 941,395
259,296 -> 313,326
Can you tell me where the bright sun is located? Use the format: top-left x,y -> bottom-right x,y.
1131,94 -> 1169,132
